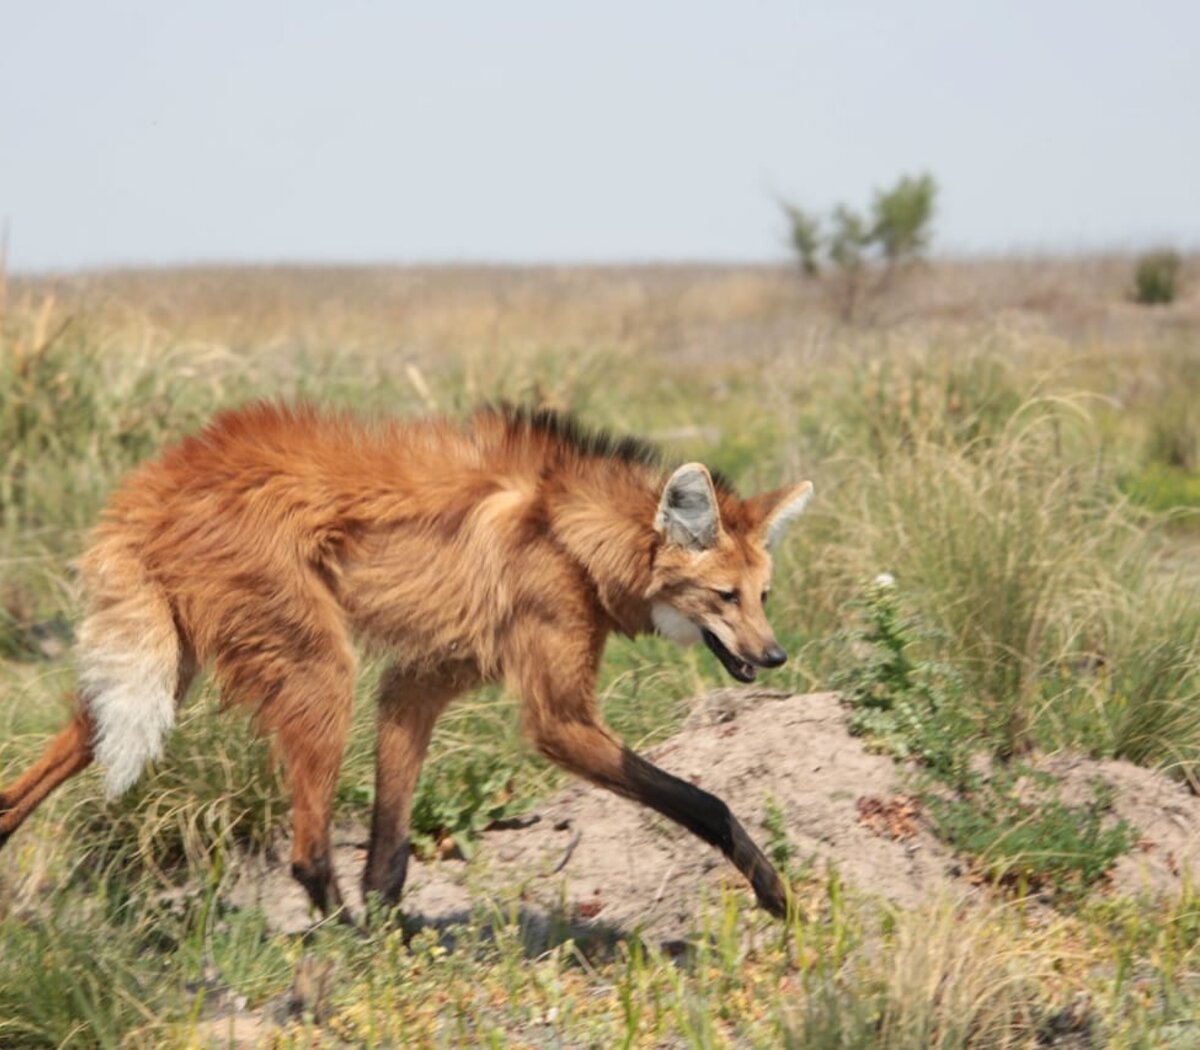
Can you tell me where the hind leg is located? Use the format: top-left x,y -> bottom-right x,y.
258,667 -> 356,921
361,664 -> 473,907
0,704 -> 95,849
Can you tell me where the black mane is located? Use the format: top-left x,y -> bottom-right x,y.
485,403 -> 736,494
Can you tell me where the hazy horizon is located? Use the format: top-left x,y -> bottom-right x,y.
3,2 -> 1198,273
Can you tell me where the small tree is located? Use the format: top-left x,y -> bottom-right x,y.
782,172 -> 937,320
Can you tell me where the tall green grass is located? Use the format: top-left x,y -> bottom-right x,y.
1095,584 -> 1200,781
829,400 -> 1131,756
789,347 -> 1200,773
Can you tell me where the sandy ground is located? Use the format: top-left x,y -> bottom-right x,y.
226,689 -> 1200,947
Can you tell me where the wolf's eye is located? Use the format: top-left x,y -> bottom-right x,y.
716,589 -> 740,605
761,591 -> 770,607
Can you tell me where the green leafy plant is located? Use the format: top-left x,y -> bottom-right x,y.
832,576 -> 969,782
1120,463 -> 1200,513
409,750 -> 531,859
927,773 -> 1134,903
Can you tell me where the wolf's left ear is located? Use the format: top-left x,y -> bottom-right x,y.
748,481 -> 814,548
655,463 -> 721,551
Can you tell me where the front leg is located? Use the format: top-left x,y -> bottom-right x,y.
619,746 -> 789,918
510,623 -> 789,919
529,718 -> 788,918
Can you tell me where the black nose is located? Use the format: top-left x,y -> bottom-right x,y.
760,645 -> 787,668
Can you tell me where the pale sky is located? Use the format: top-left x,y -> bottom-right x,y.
2,1 -> 1197,272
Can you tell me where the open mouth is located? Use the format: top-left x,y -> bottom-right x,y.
702,629 -> 756,683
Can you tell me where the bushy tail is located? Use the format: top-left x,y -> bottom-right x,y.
0,542 -> 181,848
77,539 -> 183,798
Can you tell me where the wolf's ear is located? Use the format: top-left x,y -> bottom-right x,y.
748,481 -> 814,548
655,463 -> 721,551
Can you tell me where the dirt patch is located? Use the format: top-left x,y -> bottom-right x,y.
228,690 -> 1200,944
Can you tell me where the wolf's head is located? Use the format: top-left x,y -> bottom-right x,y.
648,463 -> 813,683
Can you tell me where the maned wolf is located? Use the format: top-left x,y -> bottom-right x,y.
0,403 -> 813,922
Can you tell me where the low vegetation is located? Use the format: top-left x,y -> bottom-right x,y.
837,579 -> 1137,903
2,259 -> 1200,1045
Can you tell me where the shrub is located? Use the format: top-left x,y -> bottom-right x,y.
1132,249 -> 1182,305
835,580 -> 1138,903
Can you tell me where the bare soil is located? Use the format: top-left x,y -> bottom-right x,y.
228,690 -> 1200,945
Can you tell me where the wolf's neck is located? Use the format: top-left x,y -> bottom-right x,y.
545,467 -> 661,636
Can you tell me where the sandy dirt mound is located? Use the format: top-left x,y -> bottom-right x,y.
229,690 -> 1200,943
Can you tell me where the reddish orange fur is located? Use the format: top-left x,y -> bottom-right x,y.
0,403 -> 810,921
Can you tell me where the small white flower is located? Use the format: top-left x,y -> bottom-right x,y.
873,572 -> 897,588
